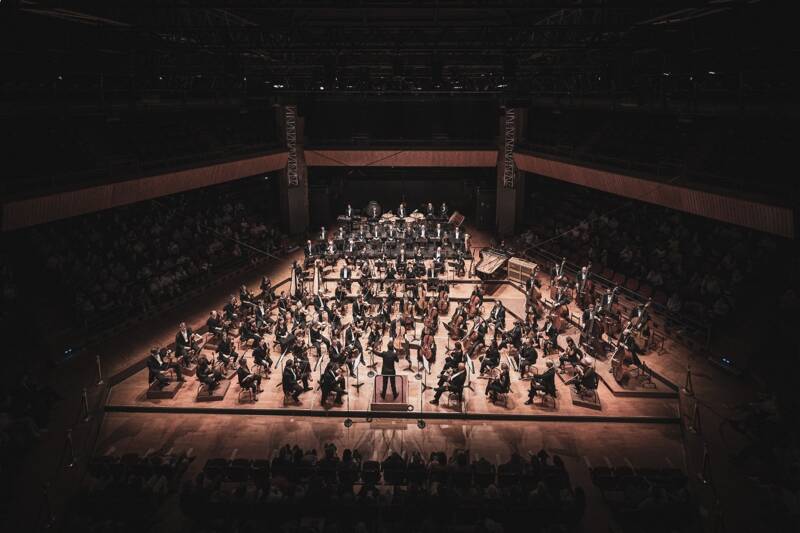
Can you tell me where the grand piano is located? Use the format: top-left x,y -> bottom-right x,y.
474,247 -> 511,294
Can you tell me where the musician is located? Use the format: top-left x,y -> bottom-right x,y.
539,316 -> 559,351
479,340 -> 501,375
239,285 -> 255,308
175,322 -> 199,364
632,300 -> 653,334
304,240 -> 315,263
346,204 -> 353,218
398,202 -> 407,218
618,322 -> 643,364
376,343 -> 400,400
347,238 -> 355,256
352,295 -> 366,326
446,302 -> 468,338
282,359 -> 304,403
599,287 -> 619,316
252,339 -> 273,373
488,300 -> 506,331
439,202 -> 448,219
498,320 -> 523,351
581,303 -> 598,338
519,340 -> 539,377
216,332 -> 239,368
426,202 -> 435,217
260,276 -> 274,303
237,357 -> 262,398
430,362 -> 466,405
434,223 -> 443,240
313,289 -> 328,313
453,251 -> 466,277
320,362 -> 347,406
310,320 -> 332,355
465,316 -> 488,358
240,318 -> 262,345
334,282 -> 347,307
454,225 -> 461,242
223,296 -> 238,322
291,340 -> 312,390
558,337 -> 582,373
277,291 -> 290,314
443,342 -> 465,372
485,363 -> 510,403
197,356 -> 222,392
343,322 -> 362,354
552,257 -> 567,285
326,239 -> 336,258
419,223 -> 427,240
340,263 -> 353,290
254,299 -> 271,330
567,364 -> 599,395
525,360 -> 556,404
426,262 -> 438,291
328,339 -> 344,365
433,246 -> 445,274
463,232 -> 471,253
147,347 -> 184,387
320,226 -> 327,241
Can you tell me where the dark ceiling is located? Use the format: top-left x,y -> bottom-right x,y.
0,1 -> 796,111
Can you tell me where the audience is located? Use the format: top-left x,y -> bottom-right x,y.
24,179 -> 288,332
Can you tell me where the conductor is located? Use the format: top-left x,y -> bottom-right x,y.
376,342 -> 400,400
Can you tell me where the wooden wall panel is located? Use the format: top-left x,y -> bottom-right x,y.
515,152 -> 794,239
305,149 -> 498,167
2,151 -> 287,231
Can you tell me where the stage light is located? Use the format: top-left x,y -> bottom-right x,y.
496,83 -> 507,88
662,72 -> 671,77
319,85 -> 325,90
708,71 -> 716,75
273,83 -> 284,89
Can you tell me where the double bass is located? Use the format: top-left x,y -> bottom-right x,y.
423,302 -> 439,332
446,303 -> 467,340
467,289 -> 482,319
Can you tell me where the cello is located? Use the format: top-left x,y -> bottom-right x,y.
437,286 -> 450,314
420,326 -> 435,363
467,288 -> 482,319
423,302 -> 439,332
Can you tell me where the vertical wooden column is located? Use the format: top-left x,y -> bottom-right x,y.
496,107 -> 527,236
277,104 -> 310,236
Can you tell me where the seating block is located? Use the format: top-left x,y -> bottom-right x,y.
147,380 -> 183,399
569,385 -> 601,410
196,379 -> 231,402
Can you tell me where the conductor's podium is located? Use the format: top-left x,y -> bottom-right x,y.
370,374 -> 413,412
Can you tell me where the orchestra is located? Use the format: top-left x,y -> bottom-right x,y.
148,201 -> 665,413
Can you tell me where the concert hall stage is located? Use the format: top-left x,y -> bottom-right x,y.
104,245 -> 683,425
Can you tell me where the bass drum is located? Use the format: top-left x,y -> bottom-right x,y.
365,200 -> 383,219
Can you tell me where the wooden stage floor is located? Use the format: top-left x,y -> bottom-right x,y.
105,260 -> 680,423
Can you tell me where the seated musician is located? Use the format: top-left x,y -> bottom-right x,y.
291,339 -> 312,390
329,339 -> 345,365
320,362 -> 347,406
223,296 -> 238,322
282,359 -> 305,403
414,246 -> 425,268
346,204 -> 353,218
252,338 -> 273,374
346,238 -> 356,256
175,322 -> 199,365
237,357 -> 262,398
352,295 -> 366,326
326,239 -> 337,260
385,257 -> 397,281
274,317 -> 294,354
216,332 -> 239,368
206,310 -> 223,338
631,299 -> 653,335
442,342 -> 465,373
398,246 -> 407,265
466,317 -> 488,358
304,240 -> 315,266
196,356 -> 222,392
260,276 -> 274,303
313,289 -> 329,313
147,347 -> 184,387
434,223 -> 443,240
558,337 -> 582,373
426,263 -> 438,291
419,223 -> 427,240
479,340 -> 501,375
485,363 -> 511,403
320,226 -> 327,241
310,320 -> 331,355
538,316 -> 559,351
498,320 -> 522,351
254,299 -> 272,331
239,284 -> 255,307
426,202 -> 435,218
488,300 -> 506,331
334,282 -> 347,306
618,322 -> 644,364
454,251 -> 466,277
398,202 -> 407,219
439,202 -> 448,219
566,363 -> 599,395
340,263 -> 353,290
240,317 -> 262,345
343,322 -> 363,355
525,360 -> 556,404
519,339 -> 539,378
433,246 -> 445,274
430,362 -> 466,405
446,302 -> 468,338
277,291 -> 290,314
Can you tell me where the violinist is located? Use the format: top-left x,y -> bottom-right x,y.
485,363 -> 510,403
254,299 -> 272,331
147,347 -> 184,387
539,315 -> 559,352
430,363 -> 466,405
216,331 -> 239,369
277,291 -> 290,314
310,320 -> 332,355
433,246 -> 445,274
519,339 -> 539,378
282,359 -> 304,403
442,342 -> 464,373
479,340 -> 501,375
498,320 -> 523,351
252,338 -> 273,374
197,356 -> 222,392
240,317 -> 262,346
223,295 -> 239,323
525,360 -> 556,404
175,322 -> 200,365
237,358 -> 263,399
320,362 -> 347,406
340,263 -> 353,291
334,282 -> 347,307
343,322 -> 362,355
352,295 -> 367,326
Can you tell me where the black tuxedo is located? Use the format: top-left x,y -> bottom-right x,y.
282,366 -> 303,400
175,328 -> 196,358
216,339 -> 239,366
147,354 -> 183,386
530,367 -> 556,398
252,345 -> 272,369
433,370 -> 466,401
320,367 -> 346,404
237,365 -> 261,394
486,370 -> 510,397
377,349 -> 400,398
